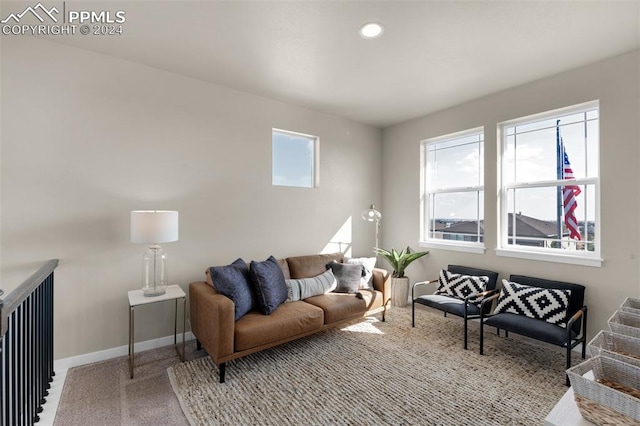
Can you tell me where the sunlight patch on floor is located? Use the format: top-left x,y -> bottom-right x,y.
340,317 -> 384,334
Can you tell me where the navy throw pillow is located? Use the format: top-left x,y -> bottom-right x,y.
249,256 -> 288,315
326,262 -> 364,294
208,258 -> 253,321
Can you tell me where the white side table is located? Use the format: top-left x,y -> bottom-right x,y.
128,284 -> 186,378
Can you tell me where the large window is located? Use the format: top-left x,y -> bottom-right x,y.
420,128 -> 484,253
272,129 -> 318,188
498,101 -> 600,266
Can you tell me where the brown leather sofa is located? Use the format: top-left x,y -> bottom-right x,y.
189,253 -> 391,383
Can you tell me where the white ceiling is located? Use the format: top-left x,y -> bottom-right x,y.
37,1 -> 640,128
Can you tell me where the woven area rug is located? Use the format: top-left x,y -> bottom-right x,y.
168,306 -> 580,425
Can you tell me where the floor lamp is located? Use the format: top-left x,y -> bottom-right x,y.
361,204 -> 382,252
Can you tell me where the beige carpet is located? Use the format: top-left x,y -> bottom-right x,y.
54,342 -> 198,425
168,306 -> 581,425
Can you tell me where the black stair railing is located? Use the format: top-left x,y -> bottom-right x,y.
1,259 -> 59,426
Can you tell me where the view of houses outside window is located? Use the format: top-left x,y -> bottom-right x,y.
421,128 -> 484,252
499,101 -> 600,263
272,129 -> 318,188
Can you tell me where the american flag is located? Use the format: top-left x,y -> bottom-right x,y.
561,140 -> 582,240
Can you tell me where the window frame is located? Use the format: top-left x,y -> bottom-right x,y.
419,127 -> 485,254
496,101 -> 602,267
272,128 -> 319,188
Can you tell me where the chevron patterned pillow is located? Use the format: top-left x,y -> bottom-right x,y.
435,269 -> 489,305
494,279 -> 571,327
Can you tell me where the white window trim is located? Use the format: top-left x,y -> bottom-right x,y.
420,127 -> 485,252
495,248 -> 602,268
497,100 -> 601,266
419,240 -> 486,254
272,128 -> 319,188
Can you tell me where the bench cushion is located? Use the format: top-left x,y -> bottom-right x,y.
484,312 -> 577,346
234,301 -> 324,351
414,294 -> 482,317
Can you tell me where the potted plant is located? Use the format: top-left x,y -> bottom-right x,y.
374,246 -> 429,307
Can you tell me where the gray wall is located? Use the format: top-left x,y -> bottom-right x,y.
0,37 -> 383,359
382,50 -> 640,339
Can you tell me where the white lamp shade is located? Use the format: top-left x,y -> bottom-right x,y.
130,211 -> 179,244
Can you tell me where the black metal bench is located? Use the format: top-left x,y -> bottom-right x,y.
412,265 -> 499,349
480,275 -> 587,385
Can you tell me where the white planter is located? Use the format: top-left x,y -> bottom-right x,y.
391,277 -> 410,308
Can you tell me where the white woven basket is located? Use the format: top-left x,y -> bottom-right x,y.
620,297 -> 640,316
608,310 -> 640,339
567,355 -> 640,425
588,330 -> 640,368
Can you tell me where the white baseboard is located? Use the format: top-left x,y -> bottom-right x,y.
54,332 -> 195,371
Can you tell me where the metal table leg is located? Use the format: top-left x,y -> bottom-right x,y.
182,297 -> 186,361
129,306 -> 135,379
173,297 -> 186,362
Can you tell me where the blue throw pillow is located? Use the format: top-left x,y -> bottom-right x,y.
249,256 -> 288,315
208,258 -> 253,321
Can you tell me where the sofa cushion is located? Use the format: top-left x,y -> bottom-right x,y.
326,262 -> 363,294
286,269 -> 337,302
494,279 -> 571,326
304,291 -> 380,324
249,256 -> 288,315
207,258 -> 253,321
234,301 -> 324,352
357,289 -> 384,312
277,258 -> 291,280
344,257 -> 377,290
435,269 -> 489,306
286,253 -> 344,279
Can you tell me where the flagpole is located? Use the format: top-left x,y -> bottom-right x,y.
556,120 -> 563,246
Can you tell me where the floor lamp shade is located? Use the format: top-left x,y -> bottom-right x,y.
130,211 -> 179,296
361,204 -> 382,251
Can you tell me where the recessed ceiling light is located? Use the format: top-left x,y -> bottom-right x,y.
359,22 -> 384,39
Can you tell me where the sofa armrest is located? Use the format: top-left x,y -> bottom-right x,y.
372,267 -> 391,305
189,282 -> 235,363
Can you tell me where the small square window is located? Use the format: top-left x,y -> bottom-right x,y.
272,129 -> 318,188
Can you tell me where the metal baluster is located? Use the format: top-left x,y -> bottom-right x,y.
47,275 -> 54,385
0,261 -> 58,425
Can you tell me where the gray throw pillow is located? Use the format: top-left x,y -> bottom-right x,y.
326,262 -> 364,294
249,256 -> 288,315
208,258 -> 253,321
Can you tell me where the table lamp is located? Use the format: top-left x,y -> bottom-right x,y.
130,210 -> 179,296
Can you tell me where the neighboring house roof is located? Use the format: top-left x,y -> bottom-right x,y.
441,220 -> 484,234
509,213 -> 560,238
439,213 -> 562,238
431,221 -> 448,231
